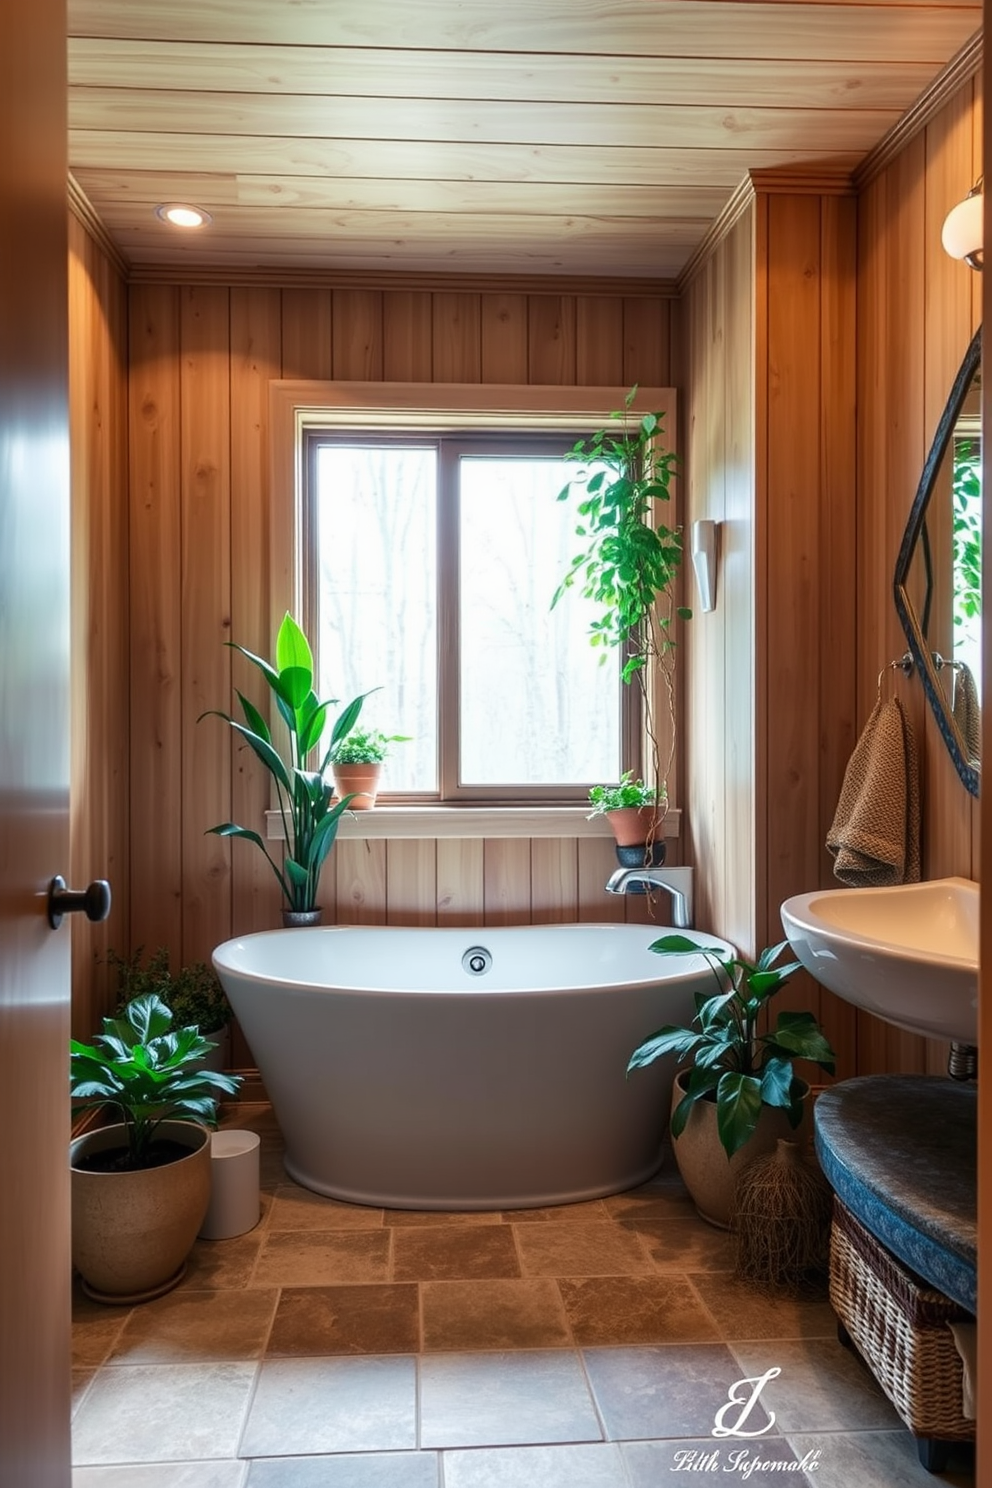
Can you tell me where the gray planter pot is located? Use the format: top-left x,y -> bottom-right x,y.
70,1119 -> 211,1303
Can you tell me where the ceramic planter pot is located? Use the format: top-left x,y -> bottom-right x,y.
605,804 -> 666,849
70,1119 -> 211,1303
670,1070 -> 812,1229
331,761 -> 382,810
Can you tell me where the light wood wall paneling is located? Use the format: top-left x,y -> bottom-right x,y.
128,282 -> 184,960
280,287 -> 332,380
530,838 -> 579,924
481,293 -> 529,383
332,287 -> 383,379
383,290 -> 434,382
483,838 -> 532,925
577,835 -> 624,921
180,286 -> 233,967
334,837 -> 387,923
436,838 -> 485,925
230,286 -> 284,939
386,839 -> 438,925
68,215 -> 129,1036
432,292 -> 483,383
576,297 -> 624,387
528,296 -> 576,385
623,297 -> 672,389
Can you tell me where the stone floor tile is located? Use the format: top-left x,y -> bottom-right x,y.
267,1184 -> 384,1231
500,1201 -> 610,1224
729,1338 -> 904,1432
72,1369 -> 97,1418
384,1210 -> 503,1228
245,1451 -> 439,1486
622,1438 -> 813,1487
419,1350 -> 602,1449
182,1230 -> 266,1290
266,1284 -> 420,1355
688,1270 -> 836,1340
627,1215 -> 735,1272
558,1275 -> 720,1346
421,1279 -> 571,1351
73,1464 -> 247,1487
600,1190 -> 694,1221
581,1343 -> 771,1441
251,1228 -> 390,1287
240,1356 -> 417,1456
513,1223 -> 653,1278
72,1362 -> 257,1463
442,1442 -> 628,1488
784,1431 -> 975,1488
108,1288 -> 278,1363
71,1288 -> 132,1368
392,1225 -> 520,1282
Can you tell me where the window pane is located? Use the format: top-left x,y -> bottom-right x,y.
314,444 -> 437,791
458,455 -> 621,785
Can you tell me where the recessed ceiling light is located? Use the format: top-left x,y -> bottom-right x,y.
155,204 -> 212,229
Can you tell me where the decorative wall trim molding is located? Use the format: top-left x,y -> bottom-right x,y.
67,173 -> 129,279
855,30 -> 983,191
677,175 -> 756,293
124,261 -> 679,297
265,804 -> 683,841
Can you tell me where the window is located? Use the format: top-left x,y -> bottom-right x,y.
270,383 -> 677,809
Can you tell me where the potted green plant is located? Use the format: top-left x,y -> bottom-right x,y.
69,993 -> 242,1302
328,726 -> 410,810
553,387 -> 690,862
106,946 -> 234,1071
627,934 -> 836,1227
587,771 -> 668,860
201,611 -> 369,924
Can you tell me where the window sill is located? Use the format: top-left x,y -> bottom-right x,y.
265,805 -> 682,841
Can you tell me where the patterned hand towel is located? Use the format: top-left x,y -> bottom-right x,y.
952,662 -> 981,764
826,697 -> 921,887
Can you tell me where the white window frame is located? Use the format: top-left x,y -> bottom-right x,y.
269,380 -> 682,842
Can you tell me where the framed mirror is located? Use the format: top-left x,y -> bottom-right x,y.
894,325 -> 982,797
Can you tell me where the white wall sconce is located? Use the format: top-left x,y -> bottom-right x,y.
690,519 -> 718,613
941,179 -> 983,270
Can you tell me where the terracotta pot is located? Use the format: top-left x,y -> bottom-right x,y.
670,1070 -> 812,1229
70,1120 -> 211,1303
331,761 -> 382,810
605,803 -> 666,848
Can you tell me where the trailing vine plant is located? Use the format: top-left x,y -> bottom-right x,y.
552,387 -> 690,846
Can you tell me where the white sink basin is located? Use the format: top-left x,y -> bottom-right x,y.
779,877 -> 979,1045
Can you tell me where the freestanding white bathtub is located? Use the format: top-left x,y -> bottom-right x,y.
212,922 -> 733,1210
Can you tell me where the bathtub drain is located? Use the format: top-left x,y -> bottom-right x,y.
462,945 -> 492,976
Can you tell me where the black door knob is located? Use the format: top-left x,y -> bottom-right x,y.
47,876 -> 112,930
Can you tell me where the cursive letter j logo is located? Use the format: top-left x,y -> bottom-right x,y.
711,1368 -> 781,1438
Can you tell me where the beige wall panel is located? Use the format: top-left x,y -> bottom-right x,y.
623,297 -> 671,388
383,290 -> 434,381
128,282 -> 184,959
578,835 -> 624,921
528,295 -> 576,384
332,286 -> 384,379
483,838 -> 532,925
432,292 -> 483,382
180,286 -> 233,966
436,838 -> 485,925
530,838 -> 579,924
280,287 -> 332,379
334,837 -> 387,923
480,293 -> 529,383
230,286 -> 285,936
575,297 -> 623,386
386,839 -> 438,925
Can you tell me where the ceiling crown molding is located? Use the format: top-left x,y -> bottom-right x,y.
67,173 -> 129,279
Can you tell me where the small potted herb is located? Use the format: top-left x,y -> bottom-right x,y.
328,726 -> 410,809
70,993 -> 243,1302
107,946 -> 234,1070
627,934 -> 836,1227
587,771 -> 667,860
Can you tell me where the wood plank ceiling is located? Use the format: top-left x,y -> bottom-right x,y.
67,0 -> 982,282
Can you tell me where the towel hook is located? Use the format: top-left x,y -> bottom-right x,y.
876,653 -> 914,700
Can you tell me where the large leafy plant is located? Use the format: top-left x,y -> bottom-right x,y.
70,994 -> 242,1170
202,612 -> 368,913
627,935 -> 836,1157
552,387 -> 690,819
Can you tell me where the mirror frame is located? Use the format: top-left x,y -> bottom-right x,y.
894,323 -> 982,798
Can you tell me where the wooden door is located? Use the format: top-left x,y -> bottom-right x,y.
0,0 -> 73,1483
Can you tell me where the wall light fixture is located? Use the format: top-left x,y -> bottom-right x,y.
941,179 -> 983,270
690,519 -> 718,613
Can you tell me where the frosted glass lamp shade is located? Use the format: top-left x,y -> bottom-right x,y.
941,191 -> 983,269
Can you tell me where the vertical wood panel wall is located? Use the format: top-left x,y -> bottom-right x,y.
121,281 -> 676,1035
68,212 -> 129,1040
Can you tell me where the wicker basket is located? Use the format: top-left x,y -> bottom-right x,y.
829,1199 -> 974,1444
